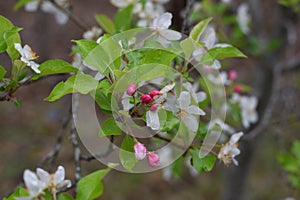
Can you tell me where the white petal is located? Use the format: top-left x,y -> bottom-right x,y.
25,0 -> 39,12
187,105 -> 205,116
28,61 -> 40,74
94,72 -> 104,81
192,48 -> 205,61
229,132 -> 243,144
36,168 -> 50,184
152,12 -> 172,29
156,35 -> 170,47
200,26 -> 217,48
14,43 -> 24,56
146,110 -> 160,130
183,115 -> 198,132
54,10 -> 69,25
57,179 -> 72,189
196,92 -> 207,102
160,29 -> 182,41
41,1 -> 57,13
53,166 -> 65,185
23,170 -> 41,195
214,43 -> 231,48
160,82 -> 175,94
110,0 -> 131,8
232,157 -> 239,166
177,91 -> 190,110
137,19 -> 148,27
121,93 -> 133,111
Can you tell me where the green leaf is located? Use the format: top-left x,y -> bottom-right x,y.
4,27 -> 22,61
32,60 -> 78,80
45,74 -> 98,102
95,14 -> 116,34
93,89 -> 112,112
0,15 -> 14,52
277,153 -> 299,174
160,110 -> 179,133
58,193 -> 74,200
3,186 -> 28,200
76,168 -> 111,200
132,64 -> 173,84
200,45 -> 247,65
0,65 -> 7,80
190,17 -> 212,42
99,118 -> 122,137
119,135 -> 138,172
190,149 -> 216,173
114,5 -> 133,32
141,49 -> 179,66
180,38 -> 201,59
13,0 -> 34,11
0,16 -> 22,60
73,40 -> 98,59
292,141 -> 300,163
83,36 -> 122,76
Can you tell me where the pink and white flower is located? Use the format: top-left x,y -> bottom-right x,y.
134,143 -> 147,160
147,152 -> 160,167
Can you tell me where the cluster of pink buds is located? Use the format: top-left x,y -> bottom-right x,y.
140,89 -> 161,106
134,143 -> 160,167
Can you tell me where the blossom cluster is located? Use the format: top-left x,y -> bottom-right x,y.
16,166 -> 71,200
110,0 -> 170,27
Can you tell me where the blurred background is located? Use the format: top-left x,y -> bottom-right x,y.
1,0 -> 300,199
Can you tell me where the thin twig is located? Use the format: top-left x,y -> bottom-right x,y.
40,105 -> 72,168
181,0 -> 195,34
48,0 -> 89,31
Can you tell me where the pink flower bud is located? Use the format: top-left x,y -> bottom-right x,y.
126,83 -> 136,96
149,89 -> 161,98
234,85 -> 242,93
134,143 -> 147,160
228,70 -> 237,80
150,104 -> 158,111
147,152 -> 160,167
140,94 -> 153,104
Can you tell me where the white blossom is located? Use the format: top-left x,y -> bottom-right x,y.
83,26 -> 103,41
231,93 -> 258,128
239,95 -> 258,128
25,0 -> 69,25
218,132 -> 243,166
36,165 -> 71,190
192,26 -> 231,69
182,82 -> 206,103
150,12 -> 182,47
207,71 -> 231,85
14,43 -> 40,74
237,3 -> 251,35
174,91 -> 206,132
